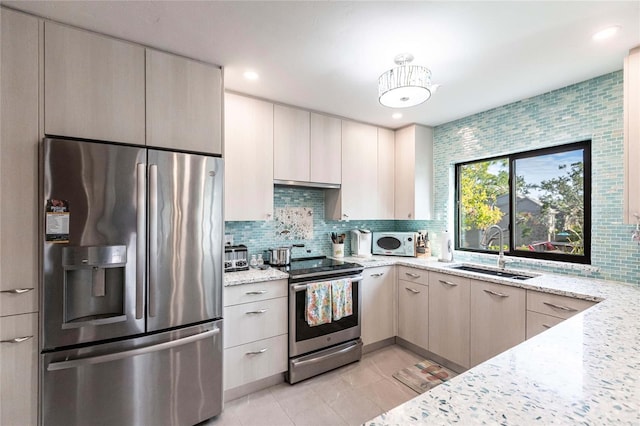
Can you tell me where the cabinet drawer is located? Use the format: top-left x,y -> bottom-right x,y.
526,310 -> 565,339
527,290 -> 595,319
223,297 -> 287,348
223,334 -> 287,391
224,279 -> 288,307
430,271 -> 468,288
0,313 -> 38,426
397,266 -> 429,285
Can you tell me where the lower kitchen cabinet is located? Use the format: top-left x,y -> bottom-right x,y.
428,272 -> 470,369
397,279 -> 429,350
526,310 -> 564,339
525,290 -> 596,339
222,280 -> 288,392
0,313 -> 38,426
470,280 -> 526,367
223,334 -> 288,391
361,266 -> 396,346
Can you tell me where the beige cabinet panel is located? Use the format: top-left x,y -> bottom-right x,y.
146,49 -> 222,154
274,104 -> 310,181
470,280 -> 526,367
224,93 -> 274,221
526,310 -> 564,340
326,120 -> 378,220
624,46 -> 640,224
1,9 -> 39,317
394,124 -> 434,220
223,297 -> 287,349
377,128 -> 395,219
0,313 -> 38,426
223,334 -> 288,391
527,290 -> 595,320
223,279 -> 288,307
310,113 -> 341,185
361,266 -> 396,346
397,266 -> 429,286
397,280 -> 429,350
428,272 -> 470,368
44,22 -> 145,144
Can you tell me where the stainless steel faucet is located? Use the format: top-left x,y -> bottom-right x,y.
487,225 -> 506,269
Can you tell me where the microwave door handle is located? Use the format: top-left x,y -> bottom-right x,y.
135,163 -> 146,320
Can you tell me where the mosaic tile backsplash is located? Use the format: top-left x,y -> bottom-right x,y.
225,186 -> 398,259
225,70 -> 639,285
432,70 -> 639,284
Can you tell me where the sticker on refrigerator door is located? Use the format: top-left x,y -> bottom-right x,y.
45,199 -> 70,242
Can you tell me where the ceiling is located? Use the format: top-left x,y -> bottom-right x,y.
4,1 -> 640,129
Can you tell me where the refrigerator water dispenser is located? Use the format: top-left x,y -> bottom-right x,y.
62,245 -> 128,328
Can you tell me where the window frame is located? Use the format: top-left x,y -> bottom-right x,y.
454,140 -> 592,264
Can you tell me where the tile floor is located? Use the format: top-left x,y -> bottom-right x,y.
207,344 -> 423,426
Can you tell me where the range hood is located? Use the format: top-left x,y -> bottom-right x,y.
274,179 -> 341,189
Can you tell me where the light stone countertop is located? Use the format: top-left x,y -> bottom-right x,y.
223,256 -> 640,424
223,267 -> 288,286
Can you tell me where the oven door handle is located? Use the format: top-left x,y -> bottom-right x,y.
291,275 -> 363,292
290,340 -> 361,367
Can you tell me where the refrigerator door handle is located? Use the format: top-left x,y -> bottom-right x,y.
47,327 -> 220,372
136,163 -> 146,320
149,164 -> 158,318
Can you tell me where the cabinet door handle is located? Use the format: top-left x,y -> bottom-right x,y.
0,288 -> 34,294
483,289 -> 509,298
0,335 -> 33,344
246,348 -> 268,355
370,272 -> 385,277
405,287 -> 421,294
542,324 -> 552,329
439,279 -> 458,287
405,272 -> 421,278
245,290 -> 267,295
543,302 -> 577,312
245,309 -> 267,314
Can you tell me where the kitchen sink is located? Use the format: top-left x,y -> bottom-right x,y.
450,264 -> 537,280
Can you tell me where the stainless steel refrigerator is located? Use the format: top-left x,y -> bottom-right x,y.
40,137 -> 224,426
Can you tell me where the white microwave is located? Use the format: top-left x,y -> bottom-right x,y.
372,232 -> 417,257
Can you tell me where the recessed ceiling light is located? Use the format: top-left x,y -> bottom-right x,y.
592,25 -> 621,41
243,71 -> 259,81
392,113 -> 403,119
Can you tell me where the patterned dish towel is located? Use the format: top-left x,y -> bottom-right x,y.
306,281 -> 332,326
331,278 -> 353,321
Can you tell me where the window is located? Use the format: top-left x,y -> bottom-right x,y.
455,141 -> 591,264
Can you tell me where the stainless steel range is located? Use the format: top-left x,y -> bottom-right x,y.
284,257 -> 364,384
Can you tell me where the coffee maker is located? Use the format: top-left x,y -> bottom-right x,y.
350,229 -> 372,257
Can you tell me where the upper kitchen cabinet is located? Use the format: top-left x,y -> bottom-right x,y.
310,113 -> 341,185
274,105 -> 310,182
273,107 -> 341,186
1,8 -> 39,318
44,22 -> 145,145
624,45 -> 640,224
146,49 -> 222,154
394,124 -> 434,220
326,121 -> 378,220
224,93 -> 274,221
377,128 -> 395,219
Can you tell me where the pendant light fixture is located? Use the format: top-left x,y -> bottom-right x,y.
378,53 -> 432,108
